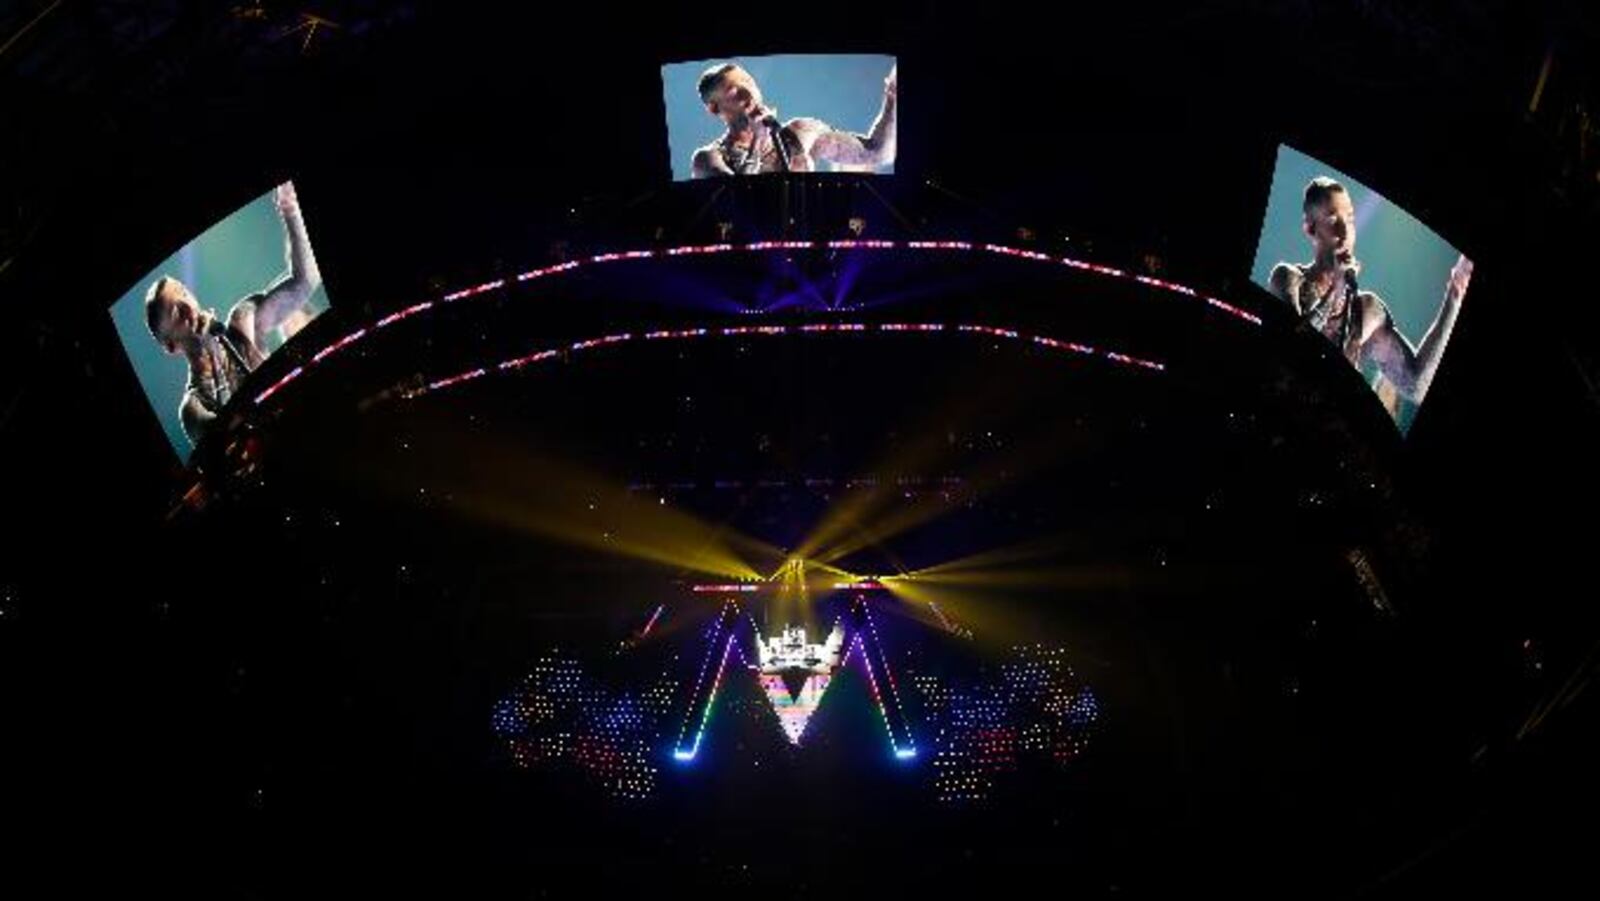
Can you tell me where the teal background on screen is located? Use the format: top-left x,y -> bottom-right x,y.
108,184 -> 330,461
662,54 -> 896,181
1251,145 -> 1468,433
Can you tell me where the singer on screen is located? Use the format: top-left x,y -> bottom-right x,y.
142,183 -> 321,447
689,62 -> 896,177
1268,176 -> 1472,406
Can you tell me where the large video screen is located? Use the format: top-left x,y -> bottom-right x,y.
1252,145 -> 1472,433
108,182 -> 327,461
661,54 -> 897,181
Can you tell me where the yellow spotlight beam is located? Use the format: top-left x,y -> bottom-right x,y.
791,366 -> 1032,563
355,426 -> 784,581
876,576 -> 1029,644
797,394 -> 1097,569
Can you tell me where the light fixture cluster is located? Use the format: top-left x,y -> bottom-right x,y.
914,643 -> 1099,804
491,652 -> 678,801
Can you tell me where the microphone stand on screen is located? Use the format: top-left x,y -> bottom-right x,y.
765,116 -> 791,172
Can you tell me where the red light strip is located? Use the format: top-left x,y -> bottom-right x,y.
1104,351 -> 1165,371
982,243 -> 1054,262
589,250 -> 657,264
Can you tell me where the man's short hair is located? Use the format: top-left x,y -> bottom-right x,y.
145,276 -> 173,339
1302,176 -> 1347,215
697,63 -> 739,103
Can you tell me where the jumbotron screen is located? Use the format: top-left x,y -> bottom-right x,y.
1251,144 -> 1472,433
108,182 -> 328,461
661,53 -> 897,181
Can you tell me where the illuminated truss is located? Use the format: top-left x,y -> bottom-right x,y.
252,238 -> 1259,405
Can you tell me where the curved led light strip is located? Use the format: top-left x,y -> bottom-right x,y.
398,321 -> 1164,401
252,241 -> 1256,406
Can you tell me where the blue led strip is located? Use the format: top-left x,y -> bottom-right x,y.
861,602 -> 915,757
674,633 -> 735,762
673,602 -> 739,761
671,606 -> 726,756
847,605 -> 917,761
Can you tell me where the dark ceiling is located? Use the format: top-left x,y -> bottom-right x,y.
3,2 -> 1600,896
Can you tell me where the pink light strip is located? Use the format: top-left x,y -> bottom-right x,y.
516,260 -> 583,282
399,321 -> 1164,397
310,327 -> 367,364
664,243 -> 735,256
497,349 -> 559,371
639,604 -> 665,638
252,366 -> 304,406
425,367 -> 486,392
983,243 -> 1054,262
828,239 -> 898,249
442,279 -> 505,301
743,240 -> 815,250
376,301 -> 434,329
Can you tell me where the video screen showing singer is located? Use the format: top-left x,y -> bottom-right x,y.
1267,175 -> 1472,414
142,183 -> 322,448
689,60 -> 896,178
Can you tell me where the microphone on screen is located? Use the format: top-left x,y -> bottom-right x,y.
762,114 -> 791,172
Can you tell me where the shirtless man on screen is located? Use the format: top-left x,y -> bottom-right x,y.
690,63 -> 897,177
143,183 -> 321,447
1267,176 -> 1472,405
